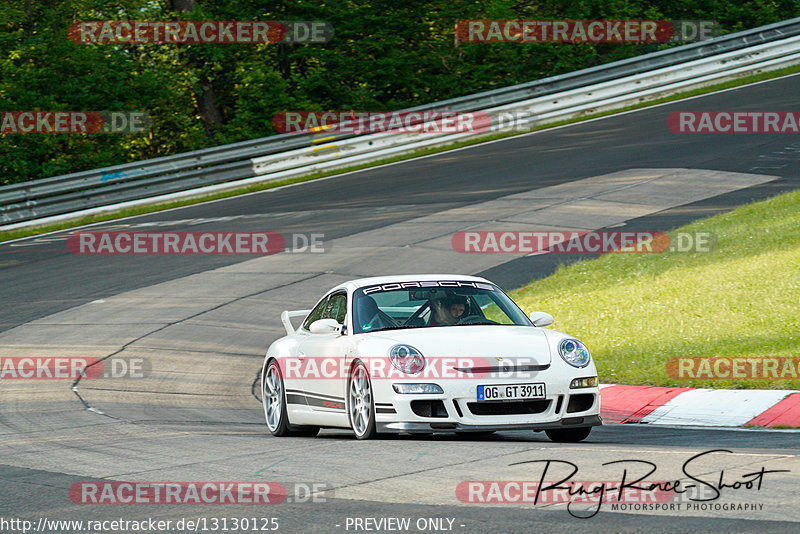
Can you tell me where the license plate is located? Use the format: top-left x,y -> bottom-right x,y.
477,383 -> 545,401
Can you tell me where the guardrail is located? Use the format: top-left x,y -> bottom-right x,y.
3,17 -> 800,228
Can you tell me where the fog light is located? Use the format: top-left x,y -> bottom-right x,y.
392,383 -> 444,394
570,376 -> 598,389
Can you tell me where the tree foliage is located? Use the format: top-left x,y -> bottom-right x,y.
1,0 -> 798,184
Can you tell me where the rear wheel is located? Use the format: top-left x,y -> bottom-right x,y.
263,360 -> 319,437
545,427 -> 592,443
348,361 -> 377,440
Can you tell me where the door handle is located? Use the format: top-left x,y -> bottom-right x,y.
298,351 -> 307,358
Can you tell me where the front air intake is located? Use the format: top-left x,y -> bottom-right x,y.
411,399 -> 449,418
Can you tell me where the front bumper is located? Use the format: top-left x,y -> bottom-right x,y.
372,379 -> 601,433
378,414 -> 602,433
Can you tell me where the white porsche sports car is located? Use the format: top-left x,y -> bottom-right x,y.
261,275 -> 601,441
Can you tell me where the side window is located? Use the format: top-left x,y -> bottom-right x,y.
302,296 -> 329,330
324,293 -> 347,324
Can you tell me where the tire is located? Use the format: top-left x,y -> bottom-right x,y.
347,361 -> 377,440
545,426 -> 592,443
262,360 -> 319,437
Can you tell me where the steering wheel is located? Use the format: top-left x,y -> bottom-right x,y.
456,315 -> 498,325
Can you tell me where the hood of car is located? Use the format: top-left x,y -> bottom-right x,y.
361,325 -> 552,366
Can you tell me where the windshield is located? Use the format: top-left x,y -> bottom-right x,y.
352,280 -> 532,334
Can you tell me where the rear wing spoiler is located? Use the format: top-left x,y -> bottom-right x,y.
281,309 -> 311,335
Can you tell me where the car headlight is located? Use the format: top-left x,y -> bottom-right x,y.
389,344 -> 425,374
558,339 -> 591,368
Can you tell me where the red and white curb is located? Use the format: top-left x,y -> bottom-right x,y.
599,384 -> 800,428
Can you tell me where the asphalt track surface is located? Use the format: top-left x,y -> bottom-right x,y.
1,74 -> 799,533
3,75 -> 800,330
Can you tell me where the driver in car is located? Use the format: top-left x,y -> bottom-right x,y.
430,295 -> 467,325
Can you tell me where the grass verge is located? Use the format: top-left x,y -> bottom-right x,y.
2,64 -> 800,243
511,188 -> 800,390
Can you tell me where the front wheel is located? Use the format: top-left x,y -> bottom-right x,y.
348,361 -> 377,440
263,360 -> 319,437
545,426 -> 592,443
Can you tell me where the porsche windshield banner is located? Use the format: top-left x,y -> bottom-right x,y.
361,280 -> 496,295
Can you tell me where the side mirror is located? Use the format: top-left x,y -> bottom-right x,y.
309,318 -> 342,334
529,311 -> 554,327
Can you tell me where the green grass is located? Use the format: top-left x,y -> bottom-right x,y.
511,188 -> 800,390
2,64 -> 800,243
